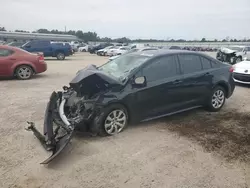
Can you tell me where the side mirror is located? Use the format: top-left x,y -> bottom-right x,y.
134,76 -> 146,86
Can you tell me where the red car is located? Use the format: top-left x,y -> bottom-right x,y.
0,45 -> 47,80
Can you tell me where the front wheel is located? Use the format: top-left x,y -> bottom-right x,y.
235,56 -> 242,63
206,86 -> 226,112
92,104 -> 128,136
56,52 -> 65,60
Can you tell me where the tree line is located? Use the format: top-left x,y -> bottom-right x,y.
1,27 -> 250,43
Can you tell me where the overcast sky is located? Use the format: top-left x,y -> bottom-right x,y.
1,0 -> 250,40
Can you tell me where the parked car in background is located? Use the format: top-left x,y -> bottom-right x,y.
78,44 -> 89,52
0,45 -> 47,79
51,41 -> 73,54
88,43 -> 114,54
7,41 -> 26,48
233,60 -> 250,84
70,41 -> 81,50
111,46 -> 131,56
96,46 -> 114,56
216,46 -> 249,64
106,46 -> 130,56
109,47 -> 159,60
163,46 -> 182,50
105,46 -> 120,56
21,40 -> 72,60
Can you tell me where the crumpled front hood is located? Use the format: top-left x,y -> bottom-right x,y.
69,64 -> 121,96
221,47 -> 237,54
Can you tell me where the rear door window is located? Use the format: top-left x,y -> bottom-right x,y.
0,49 -> 14,57
200,56 -> 212,69
178,54 -> 202,74
142,55 -> 180,82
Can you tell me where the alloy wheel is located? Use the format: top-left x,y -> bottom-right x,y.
211,90 -> 225,109
17,66 -> 32,79
104,110 -> 127,135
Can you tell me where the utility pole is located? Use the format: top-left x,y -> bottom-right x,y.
64,26 -> 66,33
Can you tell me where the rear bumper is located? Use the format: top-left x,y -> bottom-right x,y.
36,63 -> 47,74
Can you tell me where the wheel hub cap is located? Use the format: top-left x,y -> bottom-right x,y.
212,90 -> 225,109
104,110 -> 126,135
18,67 -> 31,79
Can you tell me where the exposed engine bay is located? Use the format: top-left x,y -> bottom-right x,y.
26,64 -> 122,164
216,47 -> 238,64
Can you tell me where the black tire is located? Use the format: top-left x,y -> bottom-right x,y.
236,56 -> 242,63
56,52 -> 65,60
206,86 -> 226,112
82,49 -> 86,52
91,104 -> 128,136
15,65 -> 33,80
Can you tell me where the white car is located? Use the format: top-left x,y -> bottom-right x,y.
105,46 -> 120,56
233,60 -> 250,84
107,46 -> 130,56
78,44 -> 89,52
96,46 -> 114,56
109,47 -> 159,60
221,46 -> 250,62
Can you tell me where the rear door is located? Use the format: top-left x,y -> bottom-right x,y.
0,49 -> 15,76
177,54 -> 213,106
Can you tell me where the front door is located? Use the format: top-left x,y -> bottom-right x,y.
127,55 -> 184,120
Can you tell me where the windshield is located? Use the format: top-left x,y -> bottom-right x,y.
229,47 -> 244,51
105,46 -> 113,49
98,54 -> 150,81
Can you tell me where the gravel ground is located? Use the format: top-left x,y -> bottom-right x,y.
0,53 -> 250,188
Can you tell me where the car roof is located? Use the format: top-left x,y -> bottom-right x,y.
0,45 -> 19,50
231,45 -> 246,48
130,49 -> 207,57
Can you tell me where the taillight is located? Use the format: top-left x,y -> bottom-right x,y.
38,55 -> 44,63
229,66 -> 234,72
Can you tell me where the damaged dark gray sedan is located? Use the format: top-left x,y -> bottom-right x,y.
26,50 -> 235,164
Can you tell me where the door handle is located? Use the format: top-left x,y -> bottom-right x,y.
204,72 -> 209,76
9,58 -> 16,60
173,79 -> 182,84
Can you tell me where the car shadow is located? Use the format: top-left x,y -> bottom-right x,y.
45,58 -> 71,61
0,74 -> 47,81
46,108 -> 250,168
75,108 -> 250,163
133,108 -> 250,163
235,83 -> 250,88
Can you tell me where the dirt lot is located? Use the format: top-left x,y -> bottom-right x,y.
0,53 -> 250,188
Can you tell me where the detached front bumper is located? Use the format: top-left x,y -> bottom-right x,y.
26,91 -> 75,164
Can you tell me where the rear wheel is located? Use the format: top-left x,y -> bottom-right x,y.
56,52 -> 65,60
206,86 -> 226,112
16,65 -> 33,80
